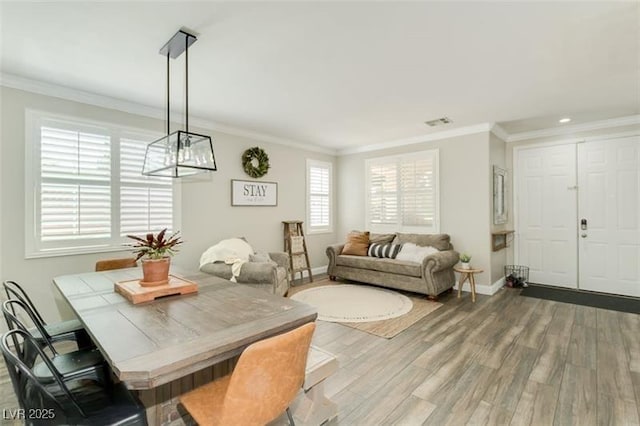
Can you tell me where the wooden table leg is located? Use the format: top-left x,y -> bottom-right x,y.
292,380 -> 337,426
470,273 -> 476,303
457,273 -> 468,299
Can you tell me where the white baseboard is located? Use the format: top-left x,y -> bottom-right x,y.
454,277 -> 504,296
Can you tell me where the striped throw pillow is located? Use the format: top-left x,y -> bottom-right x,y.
368,243 -> 402,259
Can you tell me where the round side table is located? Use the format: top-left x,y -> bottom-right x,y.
453,266 -> 483,303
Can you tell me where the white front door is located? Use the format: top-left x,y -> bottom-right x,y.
577,136 -> 640,297
516,144 -> 578,288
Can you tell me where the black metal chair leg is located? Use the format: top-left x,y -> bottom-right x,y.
286,407 -> 295,426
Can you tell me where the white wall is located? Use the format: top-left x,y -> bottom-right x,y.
338,132 -> 496,287
0,85 -> 3,290
0,87 -> 337,321
175,133 -> 337,272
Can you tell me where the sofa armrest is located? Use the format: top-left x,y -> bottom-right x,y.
326,244 -> 345,276
268,252 -> 290,289
422,250 -> 460,274
268,252 -> 290,269
326,244 -> 345,257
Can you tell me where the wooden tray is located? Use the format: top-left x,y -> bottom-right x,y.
115,275 -> 198,304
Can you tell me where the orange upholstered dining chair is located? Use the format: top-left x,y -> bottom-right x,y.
179,322 -> 316,426
95,257 -> 138,272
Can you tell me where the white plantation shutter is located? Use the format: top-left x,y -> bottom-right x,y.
368,162 -> 398,225
41,127 -> 111,181
26,111 -> 175,257
41,184 -> 111,241
400,156 -> 435,227
307,160 -> 332,232
120,137 -> 173,236
366,150 -> 439,232
39,125 -> 111,244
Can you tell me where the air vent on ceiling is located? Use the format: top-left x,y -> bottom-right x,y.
425,117 -> 453,127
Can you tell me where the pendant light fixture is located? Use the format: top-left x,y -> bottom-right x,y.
143,29 -> 217,177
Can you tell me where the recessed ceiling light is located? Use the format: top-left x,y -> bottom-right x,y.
559,118 -> 571,124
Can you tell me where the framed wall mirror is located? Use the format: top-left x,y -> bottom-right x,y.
493,166 -> 508,225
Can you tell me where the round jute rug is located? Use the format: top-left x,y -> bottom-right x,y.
290,284 -> 413,323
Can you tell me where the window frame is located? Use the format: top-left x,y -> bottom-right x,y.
24,109 -> 181,259
306,159 -> 333,235
365,149 -> 440,234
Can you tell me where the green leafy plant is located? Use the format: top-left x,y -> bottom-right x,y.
460,253 -> 472,263
126,229 -> 183,260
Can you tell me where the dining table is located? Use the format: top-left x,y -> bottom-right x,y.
53,265 -> 317,425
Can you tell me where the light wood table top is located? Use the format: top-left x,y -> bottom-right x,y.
453,266 -> 484,274
53,266 -> 317,390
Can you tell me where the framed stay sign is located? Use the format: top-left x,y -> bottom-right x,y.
231,179 -> 278,206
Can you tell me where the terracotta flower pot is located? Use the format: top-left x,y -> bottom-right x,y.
140,257 -> 170,287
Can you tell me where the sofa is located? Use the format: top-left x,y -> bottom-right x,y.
326,233 -> 459,300
200,251 -> 291,296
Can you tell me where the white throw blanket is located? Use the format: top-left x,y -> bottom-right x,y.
225,258 -> 246,283
199,238 -> 254,282
395,243 -> 439,263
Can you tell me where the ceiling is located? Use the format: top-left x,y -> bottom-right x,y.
1,2 -> 638,149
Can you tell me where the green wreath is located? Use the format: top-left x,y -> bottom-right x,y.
242,146 -> 270,178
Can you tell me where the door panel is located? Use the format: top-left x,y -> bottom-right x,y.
516,144 -> 578,288
578,137 -> 640,297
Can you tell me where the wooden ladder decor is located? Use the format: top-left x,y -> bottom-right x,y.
283,220 -> 313,284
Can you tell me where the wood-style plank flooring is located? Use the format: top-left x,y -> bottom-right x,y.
2,284 -> 639,425
305,283 -> 640,425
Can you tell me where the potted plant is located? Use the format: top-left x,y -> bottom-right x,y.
127,229 -> 182,287
460,253 -> 472,270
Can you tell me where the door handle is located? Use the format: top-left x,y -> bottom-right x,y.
581,218 -> 588,230
581,233 -> 587,238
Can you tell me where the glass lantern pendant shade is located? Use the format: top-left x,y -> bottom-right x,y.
143,30 -> 217,177
142,130 -> 216,177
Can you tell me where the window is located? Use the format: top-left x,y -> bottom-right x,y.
365,150 -> 439,233
306,160 -> 332,233
25,110 -> 175,257
119,136 -> 174,236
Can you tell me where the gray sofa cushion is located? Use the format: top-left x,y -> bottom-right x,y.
200,262 -> 234,280
200,261 -> 284,284
249,253 -> 278,267
369,233 -> 396,245
393,233 -> 452,251
336,255 -> 422,277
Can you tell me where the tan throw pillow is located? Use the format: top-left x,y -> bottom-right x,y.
342,231 -> 370,256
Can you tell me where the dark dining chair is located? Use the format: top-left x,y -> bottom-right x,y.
2,299 -> 105,384
3,280 -> 93,349
1,329 -> 148,426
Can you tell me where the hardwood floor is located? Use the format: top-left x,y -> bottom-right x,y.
1,284 -> 639,425
307,284 -> 640,425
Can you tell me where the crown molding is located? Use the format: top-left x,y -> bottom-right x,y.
0,72 -> 337,155
338,123 -> 493,155
490,123 -> 509,141
0,72 -> 164,119
4,72 -> 638,156
506,115 -> 640,143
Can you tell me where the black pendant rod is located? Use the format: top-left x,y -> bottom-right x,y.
166,52 -> 170,135
185,34 -> 189,133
